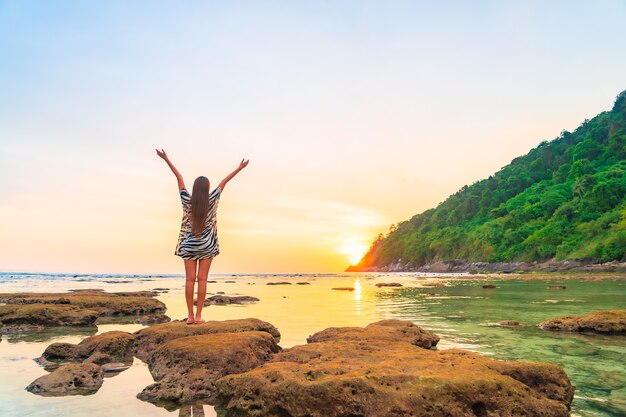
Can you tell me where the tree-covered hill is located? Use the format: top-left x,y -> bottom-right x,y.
350,91 -> 626,271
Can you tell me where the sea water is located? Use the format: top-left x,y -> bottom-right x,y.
0,272 -> 624,416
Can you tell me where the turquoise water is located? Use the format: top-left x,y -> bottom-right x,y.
0,273 -> 624,416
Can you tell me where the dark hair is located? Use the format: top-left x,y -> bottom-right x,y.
191,176 -> 210,236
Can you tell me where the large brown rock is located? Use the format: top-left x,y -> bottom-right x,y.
0,304 -> 98,330
215,320 -> 574,417
133,318 -> 281,362
137,331 -> 281,408
538,310 -> 626,335
39,331 -> 135,370
26,363 -> 104,396
0,291 -> 166,317
307,319 -> 439,349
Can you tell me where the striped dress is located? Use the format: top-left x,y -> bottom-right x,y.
174,187 -> 221,260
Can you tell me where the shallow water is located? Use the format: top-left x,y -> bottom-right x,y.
0,272 -> 624,416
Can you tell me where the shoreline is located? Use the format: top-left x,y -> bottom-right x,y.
347,259 -> 626,274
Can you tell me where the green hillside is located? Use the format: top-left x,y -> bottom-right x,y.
352,91 -> 626,270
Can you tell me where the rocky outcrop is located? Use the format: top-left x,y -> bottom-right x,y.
0,304 -> 98,330
203,295 -> 259,306
215,320 -> 574,417
348,259 -> 626,273
26,363 -> 104,396
133,318 -> 281,362
137,331 -> 280,408
266,282 -> 291,285
0,290 -> 166,317
538,310 -> 626,335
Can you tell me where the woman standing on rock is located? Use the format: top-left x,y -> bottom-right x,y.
156,149 -> 249,324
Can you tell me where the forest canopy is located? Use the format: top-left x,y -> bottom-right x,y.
352,91 -> 626,270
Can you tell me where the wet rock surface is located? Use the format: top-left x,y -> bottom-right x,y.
375,282 -> 403,287
0,304 -> 99,330
39,331 -> 135,368
215,320 -> 574,417
538,310 -> 626,335
26,363 -> 104,396
203,295 -> 259,306
0,290 -> 166,319
136,314 -> 171,325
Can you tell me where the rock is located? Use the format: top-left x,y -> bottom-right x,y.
215,320 -> 574,417
538,310 -> 626,335
0,291 -> 166,317
296,282 -> 311,285
307,320 -> 439,349
39,331 -> 134,366
137,331 -> 280,407
101,362 -> 131,373
224,281 -> 236,283
42,342 -> 77,361
482,284 -> 497,289
74,331 -> 135,364
497,320 -> 520,327
0,304 -> 98,330
203,295 -> 259,306
331,287 -> 354,291
136,315 -> 171,325
422,282 -> 445,287
133,318 -> 281,362
266,282 -> 292,285
26,363 -> 104,396
547,285 -> 566,290
375,282 -> 403,287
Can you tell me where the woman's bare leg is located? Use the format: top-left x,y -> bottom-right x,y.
195,258 -> 213,322
184,259 -> 198,323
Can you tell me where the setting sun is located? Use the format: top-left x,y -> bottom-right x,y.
338,241 -> 369,265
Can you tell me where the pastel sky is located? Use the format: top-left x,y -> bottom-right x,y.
1,1 -> 625,274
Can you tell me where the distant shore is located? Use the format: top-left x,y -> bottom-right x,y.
347,259 -> 626,274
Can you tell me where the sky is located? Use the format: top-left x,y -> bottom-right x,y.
1,1 -> 625,274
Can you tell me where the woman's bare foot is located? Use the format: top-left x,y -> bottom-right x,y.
186,315 -> 194,324
194,317 -> 206,324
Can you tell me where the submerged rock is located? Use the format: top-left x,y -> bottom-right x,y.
538,310 -> 626,335
203,295 -> 259,306
137,331 -> 280,407
133,318 -> 281,362
331,287 -> 354,291
266,282 -> 291,285
215,320 -> 574,417
547,285 -> 567,290
482,284 -> 497,289
497,320 -> 520,327
26,363 -> 104,396
296,282 -> 311,285
0,304 -> 98,330
375,282 -> 403,287
136,315 -> 171,325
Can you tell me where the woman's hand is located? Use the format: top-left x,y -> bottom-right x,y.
238,159 -> 249,170
156,148 -> 169,160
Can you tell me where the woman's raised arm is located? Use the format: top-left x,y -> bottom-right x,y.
156,148 -> 185,191
219,159 -> 249,191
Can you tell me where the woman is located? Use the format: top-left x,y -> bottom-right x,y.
156,149 -> 249,324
